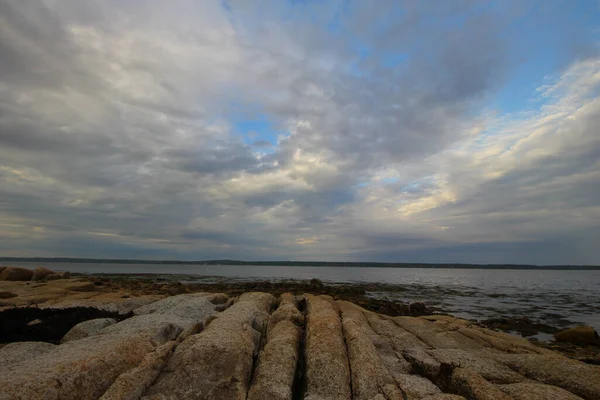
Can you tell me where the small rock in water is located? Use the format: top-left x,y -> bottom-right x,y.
309,278 -> 324,288
410,302 -> 427,316
554,326 -> 600,345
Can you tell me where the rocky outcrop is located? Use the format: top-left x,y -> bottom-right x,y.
142,292 -> 275,399
247,293 -> 303,400
0,266 -> 34,281
0,266 -> 70,282
304,295 -> 351,400
0,341 -> 57,370
339,301 -> 404,400
100,341 -> 176,400
0,278 -> 162,312
497,382 -> 584,400
61,317 -> 117,343
0,288 -> 599,400
0,293 -> 225,400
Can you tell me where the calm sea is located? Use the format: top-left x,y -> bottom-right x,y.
8,262 -> 600,332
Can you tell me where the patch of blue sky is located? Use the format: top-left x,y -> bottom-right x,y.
227,104 -> 287,154
490,0 -> 600,114
381,177 -> 400,184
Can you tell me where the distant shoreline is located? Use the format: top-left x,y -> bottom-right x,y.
1,257 -> 599,270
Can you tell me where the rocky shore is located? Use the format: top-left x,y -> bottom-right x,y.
1,267 -> 600,399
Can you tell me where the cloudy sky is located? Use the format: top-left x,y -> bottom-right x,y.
1,1 -> 599,264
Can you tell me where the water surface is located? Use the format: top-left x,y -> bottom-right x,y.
9,262 -> 600,330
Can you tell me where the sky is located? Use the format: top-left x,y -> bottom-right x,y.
1,0 -> 599,264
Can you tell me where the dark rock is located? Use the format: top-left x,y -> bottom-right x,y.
309,278 -> 324,289
555,326 -> 600,345
32,267 -> 55,281
410,302 -> 427,316
0,267 -> 34,281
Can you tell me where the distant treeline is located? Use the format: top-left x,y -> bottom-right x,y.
1,257 -> 599,270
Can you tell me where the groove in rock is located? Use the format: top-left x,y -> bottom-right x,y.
291,297 -> 307,400
246,326 -> 267,398
339,303 -> 354,400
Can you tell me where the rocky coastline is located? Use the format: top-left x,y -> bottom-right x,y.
1,266 -> 599,399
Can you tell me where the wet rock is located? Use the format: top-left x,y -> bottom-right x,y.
304,295 -> 351,400
309,278 -> 324,289
480,316 -> 557,337
497,382 -> 584,400
410,301 -> 427,316
143,292 -> 275,399
554,326 -> 600,345
248,294 -> 302,400
32,267 -> 55,281
0,266 -> 34,281
61,318 -> 117,343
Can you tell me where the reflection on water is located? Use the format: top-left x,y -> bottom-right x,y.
8,262 -> 600,330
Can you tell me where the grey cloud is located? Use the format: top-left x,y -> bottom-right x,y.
166,142 -> 259,175
0,0 -> 598,263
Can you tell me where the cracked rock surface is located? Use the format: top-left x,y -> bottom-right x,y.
1,290 -> 599,400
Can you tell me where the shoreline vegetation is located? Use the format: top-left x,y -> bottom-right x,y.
2,256 -> 599,269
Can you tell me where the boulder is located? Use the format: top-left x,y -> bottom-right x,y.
554,326 -> 600,345
32,267 -> 55,281
61,318 -> 118,343
0,267 -> 34,281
